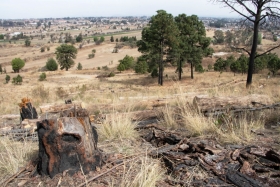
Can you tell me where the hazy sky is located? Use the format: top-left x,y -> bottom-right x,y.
1,0 -> 240,19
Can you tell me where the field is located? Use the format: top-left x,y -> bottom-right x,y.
1,28 -> 280,186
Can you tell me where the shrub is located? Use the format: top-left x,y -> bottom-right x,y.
11,58 -> 25,73
12,74 -> 23,85
5,74 -> 10,83
151,68 -> 158,78
77,62 -> 82,70
25,38 -> 31,47
41,47 -> 45,52
47,46 -> 50,51
108,72 -> 115,77
102,66 -> 109,71
39,72 -> 46,81
195,64 -> 204,73
46,58 -> 58,71
135,61 -> 148,74
88,53 -> 95,59
118,55 -> 134,70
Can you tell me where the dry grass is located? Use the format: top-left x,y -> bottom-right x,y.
98,112 -> 138,141
109,155 -> 163,187
0,137 -> 38,183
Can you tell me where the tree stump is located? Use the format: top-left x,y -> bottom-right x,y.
19,98 -> 38,121
37,107 -> 101,178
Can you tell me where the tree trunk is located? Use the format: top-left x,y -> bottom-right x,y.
179,60 -> 182,80
191,62 -> 194,79
246,11 -> 261,88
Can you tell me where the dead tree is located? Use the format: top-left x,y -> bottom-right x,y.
213,0 -> 280,87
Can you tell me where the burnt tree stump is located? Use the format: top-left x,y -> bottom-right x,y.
19,98 -> 38,121
37,107 -> 101,178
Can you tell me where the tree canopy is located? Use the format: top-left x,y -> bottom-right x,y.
55,44 -> 77,71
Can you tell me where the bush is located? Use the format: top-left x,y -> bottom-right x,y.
47,46 -> 50,51
41,47 -> 45,52
118,55 -> 134,70
151,68 -> 158,78
102,66 -> 109,71
39,72 -> 46,81
77,62 -> 82,70
135,61 -> 148,74
12,74 -> 23,85
25,38 -> 31,47
195,64 -> 204,73
5,74 -> 10,83
46,58 -> 58,71
11,58 -> 25,73
88,53 -> 95,59
108,72 -> 115,77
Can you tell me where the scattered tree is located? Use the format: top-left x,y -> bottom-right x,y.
55,44 -> 77,71
11,58 -> 25,73
137,10 -> 178,85
174,14 -> 212,79
0,64 -> 2,74
0,34 -> 4,40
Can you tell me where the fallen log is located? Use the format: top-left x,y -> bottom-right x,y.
193,94 -> 272,112
39,102 -> 82,113
193,94 -> 273,116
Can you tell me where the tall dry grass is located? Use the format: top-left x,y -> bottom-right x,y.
0,137 -> 38,183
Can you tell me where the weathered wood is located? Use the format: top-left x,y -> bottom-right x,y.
193,94 -> 273,116
37,107 -> 101,178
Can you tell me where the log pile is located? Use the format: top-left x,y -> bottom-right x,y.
138,124 -> 280,187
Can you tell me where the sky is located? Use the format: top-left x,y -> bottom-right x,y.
0,0 -> 240,19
